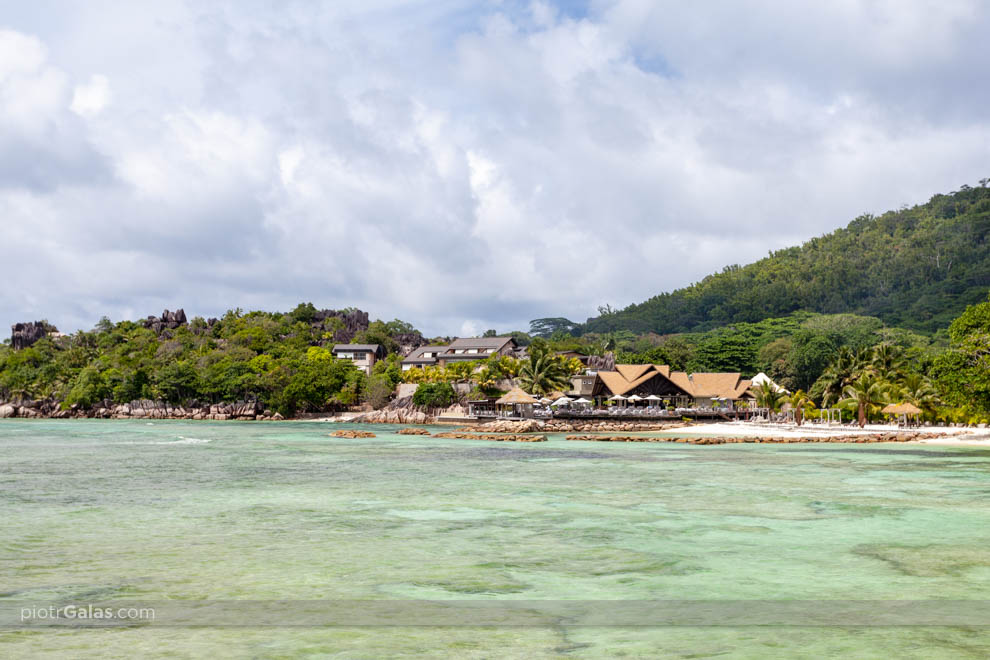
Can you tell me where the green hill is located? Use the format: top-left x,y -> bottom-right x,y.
581,183 -> 990,336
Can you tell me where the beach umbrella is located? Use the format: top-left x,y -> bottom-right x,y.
573,397 -> 591,404
626,394 -> 644,402
881,403 -> 922,415
607,394 -> 627,401
539,397 -> 552,404
551,396 -> 573,406
496,388 -> 537,405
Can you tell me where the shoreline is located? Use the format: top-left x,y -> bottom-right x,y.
2,413 -> 988,446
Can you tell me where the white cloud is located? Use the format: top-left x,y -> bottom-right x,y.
1,1 -> 989,338
70,74 -> 110,117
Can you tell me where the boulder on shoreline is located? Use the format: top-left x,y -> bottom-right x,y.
331,430 -> 376,438
348,409 -> 432,425
433,431 -> 546,442
397,427 -> 432,435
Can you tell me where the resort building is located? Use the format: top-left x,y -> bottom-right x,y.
585,364 -> 756,408
331,344 -> 385,374
400,345 -> 448,371
569,373 -> 599,398
669,372 -> 755,408
402,336 -> 520,371
436,337 -> 518,367
595,364 -> 695,406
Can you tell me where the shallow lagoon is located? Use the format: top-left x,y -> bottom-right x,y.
2,420 -> 989,658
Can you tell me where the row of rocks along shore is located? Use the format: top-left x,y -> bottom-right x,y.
328,427 -> 948,444
564,431 -> 947,444
0,399 -> 284,421
1,402 -> 952,443
331,428 -> 545,442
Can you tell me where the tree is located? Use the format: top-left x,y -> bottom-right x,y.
412,382 -> 455,408
789,331 -> 838,391
754,381 -> 785,412
65,366 -> 109,408
363,374 -> 394,410
838,373 -> 889,428
529,318 -> 576,338
689,333 -> 756,374
516,340 -> 570,395
811,346 -> 858,407
931,295 -> 990,416
787,390 -> 814,426
289,302 -> 318,324
894,372 -> 941,418
482,329 -> 498,337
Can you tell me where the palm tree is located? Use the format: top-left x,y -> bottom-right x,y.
895,372 -> 941,417
838,373 -> 889,428
516,344 -> 570,396
754,381 -> 785,412
812,346 -> 856,407
870,343 -> 906,382
788,389 -> 814,426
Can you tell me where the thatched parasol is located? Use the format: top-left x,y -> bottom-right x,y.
496,388 -> 537,405
882,402 -> 922,415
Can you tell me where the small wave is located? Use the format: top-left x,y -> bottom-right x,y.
168,436 -> 211,445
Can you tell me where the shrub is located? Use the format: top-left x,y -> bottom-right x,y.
412,382 -> 455,408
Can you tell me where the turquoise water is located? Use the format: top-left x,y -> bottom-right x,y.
2,420 -> 990,658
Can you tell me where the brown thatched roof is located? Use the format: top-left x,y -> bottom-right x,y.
496,387 -> 537,405
882,402 -> 922,415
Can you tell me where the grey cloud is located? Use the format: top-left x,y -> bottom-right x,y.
1,1 -> 989,338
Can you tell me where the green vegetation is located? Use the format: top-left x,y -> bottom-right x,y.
931,295 -> 990,420
0,304 -> 421,417
399,341 -> 581,398
411,382 -> 455,408
582,184 -> 990,335
516,339 -> 573,395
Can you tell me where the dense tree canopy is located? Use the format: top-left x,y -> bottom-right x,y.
0,306 -> 420,416
581,185 -> 990,336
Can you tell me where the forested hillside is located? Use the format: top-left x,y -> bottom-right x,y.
582,183 -> 990,335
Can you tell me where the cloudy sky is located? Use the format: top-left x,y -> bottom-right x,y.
2,1 -> 988,338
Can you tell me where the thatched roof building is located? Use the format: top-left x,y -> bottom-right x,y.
496,388 -> 538,405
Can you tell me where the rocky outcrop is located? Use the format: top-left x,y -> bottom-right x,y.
433,432 -> 546,442
467,419 -> 688,434
110,399 -> 262,420
0,398 -> 284,421
349,409 -> 433,424
312,308 -> 369,343
11,321 -> 56,350
541,420 -> 689,432
472,419 -> 544,433
585,352 -> 616,372
397,427 -> 432,435
143,309 -> 188,336
331,430 -> 376,438
565,432 -> 949,444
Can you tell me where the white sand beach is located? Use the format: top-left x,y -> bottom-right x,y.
689,421 -> 989,445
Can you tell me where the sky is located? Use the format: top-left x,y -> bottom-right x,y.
1,0 -> 989,339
